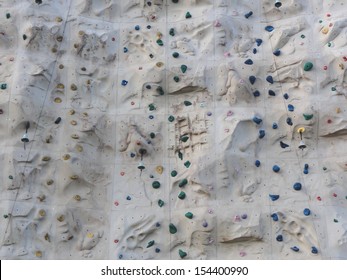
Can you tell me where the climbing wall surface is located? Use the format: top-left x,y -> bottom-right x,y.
1,0 -> 347,260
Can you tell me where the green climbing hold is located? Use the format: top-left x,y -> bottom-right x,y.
156,86 -> 164,95
147,240 -> 155,248
178,151 -> 183,160
304,62 -> 313,71
23,34 -> 27,40
169,28 -> 175,36
6,13 -> 10,19
158,199 -> 164,207
168,115 -> 175,122
181,65 -> 188,73
156,39 -> 164,46
179,249 -> 187,258
172,0 -> 179,3
3,214 -> 9,219
185,12 -> 192,19
152,181 -> 161,189
334,219 -> 339,223
184,101 -> 192,106
185,212 -> 193,219
173,76 -> 180,82
150,132 -> 156,139
1,84 -> 7,90
331,87 -> 336,91
303,114 -> 313,121
9,175 -> 13,180
172,52 -> 179,58
178,191 -> 186,199
171,170 -> 177,177
179,178 -> 188,188
184,161 -> 191,168
180,135 -> 189,142
148,103 -> 156,111
169,223 -> 177,234
323,167 -> 327,171
301,34 -> 306,39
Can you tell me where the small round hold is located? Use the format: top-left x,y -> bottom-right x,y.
158,199 -> 164,207
74,195 -> 81,201
155,166 -> 163,174
172,52 -> 179,58
266,75 -> 274,84
135,25 -> 140,30
291,246 -> 300,252
241,214 -> 247,219
244,59 -> 253,65
202,221 -> 208,228
265,26 -> 274,32
253,90 -> 260,97
276,235 -> 283,242
152,181 -> 161,189
178,191 -> 186,199
39,209 -> 46,217
293,182 -> 302,191
303,208 -> 311,216
185,12 -> 192,19
304,62 -> 314,71
288,104 -> 294,111
255,160 -> 261,167
63,154 -> 70,160
54,97 -> 62,103
273,49 -> 281,56
272,165 -> 280,173
283,93 -> 289,99
54,117 -> 62,124
70,120 -> 77,126
311,247 -> 318,254
259,129 -> 265,139
121,80 -> 128,86
169,223 -> 177,234
168,115 -> 175,122
272,123 -> 278,129
155,248 -> 160,253
46,179 -> 54,185
35,251 -> 42,258
70,84 -> 77,91
271,213 -> 279,221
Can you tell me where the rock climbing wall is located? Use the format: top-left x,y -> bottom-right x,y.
1,0 -> 347,260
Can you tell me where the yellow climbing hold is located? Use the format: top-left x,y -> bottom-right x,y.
336,107 -> 341,113
57,215 -> 65,222
63,154 -> 70,160
39,209 -> 46,217
76,145 -> 83,152
69,109 -> 75,115
71,134 -> 79,139
74,195 -> 81,201
78,30 -> 85,36
54,97 -> 62,103
322,27 -> 329,34
156,62 -> 164,67
156,166 -> 164,174
42,156 -> 51,161
46,179 -> 54,185
70,175 -> 79,180
70,120 -> 77,126
339,63 -> 344,70
297,127 -> 305,134
87,233 -> 94,238
35,251 -> 42,257
57,83 -> 65,89
55,17 -> 62,22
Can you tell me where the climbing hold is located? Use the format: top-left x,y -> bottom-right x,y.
155,166 -> 163,174
178,151 -> 183,160
272,165 -> 280,173
293,182 -> 302,191
259,130 -> 265,139
303,114 -> 313,120
169,223 -> 177,234
9,175 -> 13,180
286,117 -> 293,126
135,25 -> 140,31
148,103 -> 156,111
291,246 -> 300,252
184,100 -> 192,106
168,115 -> 175,122
253,90 -> 260,97
123,47 -> 128,53
152,181 -> 161,189
6,13 -> 10,19
181,65 -> 188,73
253,48 -> 257,54
185,212 -> 193,219
283,93 -> 289,99
273,49 -> 281,56
303,208 -> 311,216
244,59 -> 253,65
169,28 -> 175,36
256,39 -> 263,46
172,52 -> 179,58
244,11 -> 253,19
179,249 -> 187,259
158,199 -> 164,207
334,219 -> 338,223
178,191 -> 186,199
266,75 -> 274,84
54,117 -> 62,124
184,161 -> 191,168
311,247 -> 318,254
271,213 -> 279,221
180,135 -> 189,142
202,221 -> 208,228
288,104 -> 294,111
150,132 -> 156,139
121,80 -> 128,86
249,76 -> 256,84
255,160 -> 261,167
42,156 -> 51,162
280,141 -> 289,149
268,90 -> 276,96
252,116 -> 262,125
269,194 -> 280,201
156,39 -> 163,46
155,248 -> 160,253
265,26 -> 274,32
272,123 -> 278,129
147,240 -> 155,248
178,179 -> 188,188
126,196 -> 131,201
185,12 -> 192,19
304,62 -> 314,71
276,235 -> 283,242
173,76 -> 180,82
23,34 -> 27,40
171,170 -> 177,177
297,127 -> 305,134
1,84 -> 7,90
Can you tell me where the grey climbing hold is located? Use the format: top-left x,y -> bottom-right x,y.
249,76 -> 256,84
293,182 -> 302,191
272,165 -> 280,172
202,221 -> 208,227
169,223 -> 177,234
269,194 -> 280,201
244,59 -> 253,65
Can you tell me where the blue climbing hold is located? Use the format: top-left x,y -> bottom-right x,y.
288,104 -> 294,111
304,164 -> 309,174
135,25 -> 140,30
252,116 -> 263,124
273,49 -> 281,56
123,47 -> 128,53
303,169 -> 309,174
286,117 -> 293,126
272,123 -> 278,129
130,152 -> 136,158
283,93 -> 289,99
253,48 -> 257,54
244,11 -> 253,18
265,26 -> 274,32
303,208 -> 311,216
311,247 -> 318,254
280,141 -> 289,149
255,160 -> 261,167
276,235 -> 283,242
269,194 -> 280,201
304,163 -> 309,169
121,80 -> 128,86
291,246 -> 300,252
256,39 -> 263,46
253,90 -> 260,97
249,76 -> 256,84
126,196 -> 131,200
272,165 -> 280,173
268,90 -> 276,96
245,59 -> 253,65
271,213 -> 279,221
259,130 -> 265,139
266,75 -> 274,84
155,248 -> 161,253
293,182 -> 302,191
